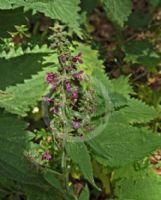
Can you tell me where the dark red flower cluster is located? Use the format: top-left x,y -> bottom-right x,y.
73,71 -> 83,81
65,80 -> 72,92
72,53 -> 83,63
72,90 -> 78,103
46,72 -> 58,88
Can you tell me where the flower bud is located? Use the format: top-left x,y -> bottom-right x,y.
46,72 -> 58,88
42,151 -> 52,160
73,71 -> 83,81
65,81 -> 72,92
72,120 -> 80,129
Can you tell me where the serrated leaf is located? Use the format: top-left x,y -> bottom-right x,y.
103,0 -> 132,27
10,0 -> 81,35
113,166 -> 161,200
0,8 -> 28,37
0,44 -> 53,60
88,122 -> 161,168
108,110 -> 128,125
0,111 -> 67,199
0,111 -> 44,186
0,0 -> 12,9
127,10 -> 151,30
109,92 -> 127,108
0,53 -> 49,90
74,43 -> 133,101
74,43 -> 133,112
111,76 -> 133,98
74,43 -> 114,114
121,98 -> 160,123
66,142 -> 95,186
124,40 -> 160,70
74,42 -> 105,72
0,66 -> 56,116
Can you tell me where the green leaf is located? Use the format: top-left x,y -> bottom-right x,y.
10,0 -> 81,35
92,160 -> 111,194
74,42 -> 105,72
0,111 -> 27,180
0,177 -> 25,199
88,122 -> 161,168
0,177 -> 15,191
66,142 -> 95,186
148,0 -> 161,7
92,67 -> 113,92
43,169 -> 63,192
0,0 -> 12,9
127,10 -> 151,30
0,44 -> 53,60
0,66 -> 57,116
124,40 -> 160,70
0,190 -> 7,199
0,111 -> 66,199
0,8 -> 28,37
74,43 -> 133,100
113,166 -> 161,200
81,0 -> 98,14
74,44 -> 134,113
110,76 -> 133,98
74,43 -> 114,115
25,185 -> 62,200
103,0 -> 132,27
121,98 -> 160,123
0,111 -> 44,186
79,185 -> 89,200
108,110 -> 129,125
0,53 -> 48,90
109,92 -> 127,108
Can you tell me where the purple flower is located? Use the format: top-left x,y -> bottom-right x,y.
65,81 -> 71,92
73,71 -> 83,80
72,120 -> 80,129
46,72 -> 57,87
72,53 -> 83,64
65,65 -> 74,71
42,151 -> 52,160
60,55 -> 67,63
72,56 -> 78,63
72,90 -> 78,100
50,106 -> 59,114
